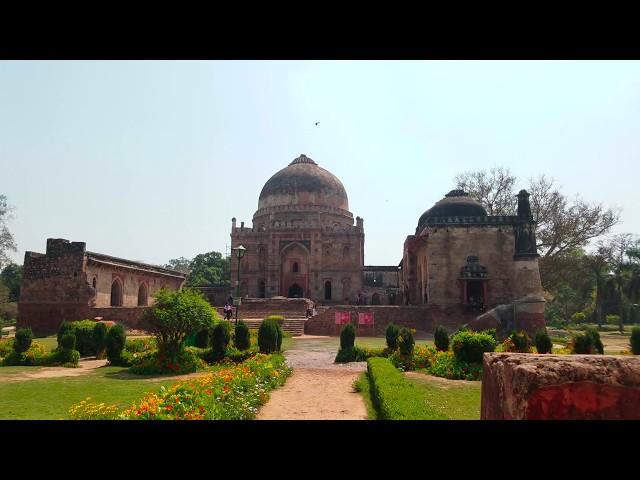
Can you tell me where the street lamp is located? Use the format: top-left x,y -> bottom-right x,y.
231,245 -> 246,324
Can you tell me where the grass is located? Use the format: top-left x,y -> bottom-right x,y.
287,336 -> 432,352
354,371 -> 377,420
405,372 -> 481,420
0,365 -> 221,420
366,357 -> 448,420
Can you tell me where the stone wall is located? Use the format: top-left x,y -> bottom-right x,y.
481,353 -> 640,420
304,304 -> 477,336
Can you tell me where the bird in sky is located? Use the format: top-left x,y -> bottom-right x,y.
315,122 -> 320,126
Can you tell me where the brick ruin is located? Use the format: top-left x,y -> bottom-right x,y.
18,238 -> 185,336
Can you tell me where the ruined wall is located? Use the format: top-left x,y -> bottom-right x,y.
304,304 -> 477,336
85,260 -> 183,308
481,353 -> 640,420
423,226 -> 515,306
18,238 -> 185,336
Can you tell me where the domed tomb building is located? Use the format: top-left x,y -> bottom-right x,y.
400,189 -> 544,314
230,154 -> 364,302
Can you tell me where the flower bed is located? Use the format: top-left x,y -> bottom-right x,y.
69,353 -> 291,420
411,345 -> 482,381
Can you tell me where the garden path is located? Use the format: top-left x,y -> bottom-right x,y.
256,336 -> 368,420
0,359 -> 108,382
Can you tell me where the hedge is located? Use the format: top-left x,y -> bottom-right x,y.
366,357 -> 447,420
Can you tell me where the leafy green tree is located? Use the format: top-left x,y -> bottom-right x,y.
0,263 -> 22,302
0,195 -> 17,270
141,288 -> 219,356
164,257 -> 192,275
187,251 -> 230,287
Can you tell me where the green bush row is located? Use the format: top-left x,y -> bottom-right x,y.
366,357 -> 447,420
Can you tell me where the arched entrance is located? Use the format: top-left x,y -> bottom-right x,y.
110,278 -> 123,307
280,242 -> 309,297
371,293 -> 380,305
288,283 -> 304,298
137,283 -> 148,306
324,281 -> 332,300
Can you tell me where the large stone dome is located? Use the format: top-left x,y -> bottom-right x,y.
417,189 -> 488,231
257,154 -> 349,212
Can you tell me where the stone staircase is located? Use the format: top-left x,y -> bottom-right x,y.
238,317 -> 306,336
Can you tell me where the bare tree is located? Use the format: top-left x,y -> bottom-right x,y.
0,195 -> 17,270
454,169 -> 620,257
454,166 -> 517,216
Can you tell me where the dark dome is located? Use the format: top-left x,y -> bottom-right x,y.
257,154 -> 349,211
417,190 -> 487,230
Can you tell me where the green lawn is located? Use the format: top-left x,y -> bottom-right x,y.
403,372 -> 481,420
0,365 -> 214,420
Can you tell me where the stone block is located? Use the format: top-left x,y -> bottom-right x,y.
481,353 -> 640,420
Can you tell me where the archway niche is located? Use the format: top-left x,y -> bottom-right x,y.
110,278 -> 123,307
280,242 -> 309,297
288,283 -> 303,298
324,281 -> 332,301
138,283 -> 148,306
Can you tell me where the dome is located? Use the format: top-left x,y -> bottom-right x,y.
417,189 -> 488,230
257,154 -> 349,212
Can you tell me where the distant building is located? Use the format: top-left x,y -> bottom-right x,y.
400,189 -> 544,311
18,238 -> 185,335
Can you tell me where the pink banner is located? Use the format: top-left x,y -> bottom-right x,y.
358,312 -> 374,325
335,312 -> 350,325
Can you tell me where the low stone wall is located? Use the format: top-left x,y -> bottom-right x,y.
481,353 -> 640,420
18,303 -> 149,336
304,304 -> 477,336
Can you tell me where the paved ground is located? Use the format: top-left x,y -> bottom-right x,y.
257,336 -> 368,420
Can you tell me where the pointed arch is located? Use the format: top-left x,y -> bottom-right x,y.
110,278 -> 123,307
137,283 -> 148,306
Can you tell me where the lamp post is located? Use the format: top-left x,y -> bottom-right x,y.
232,245 -> 246,324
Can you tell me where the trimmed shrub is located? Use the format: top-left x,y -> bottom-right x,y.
481,329 -> 498,341
265,315 -> 284,326
434,325 -> 449,352
57,320 -> 72,346
398,327 -> 415,356
258,318 -> 280,354
385,323 -> 399,350
605,314 -> 621,326
212,321 -> 232,359
194,328 -> 210,348
335,347 -> 355,363
106,324 -> 126,365
14,327 -> 33,353
340,323 -> 356,350
451,330 -> 497,364
509,331 -> 532,353
93,322 -> 108,359
367,357 -> 447,420
571,312 -> 586,324
234,321 -> 251,351
570,326 -> 604,355
631,327 -> 640,355
275,322 -> 284,351
68,320 -> 98,356
60,332 -> 76,351
535,329 -> 553,354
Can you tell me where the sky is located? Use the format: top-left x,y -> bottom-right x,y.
1,60 -> 639,267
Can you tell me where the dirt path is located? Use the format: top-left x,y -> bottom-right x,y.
0,359 -> 108,382
257,336 -> 368,420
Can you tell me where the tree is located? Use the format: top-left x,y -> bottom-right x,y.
454,169 -> 620,257
164,257 -> 192,275
141,288 -> 219,357
454,167 -> 517,216
0,263 -> 22,302
0,195 -> 17,270
187,251 -> 230,287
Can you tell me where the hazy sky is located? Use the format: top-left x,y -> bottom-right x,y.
1,61 -> 639,267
